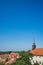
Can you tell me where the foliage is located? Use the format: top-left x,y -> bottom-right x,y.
0,51 -> 12,54
0,50 -> 33,65
42,63 -> 43,65
0,62 -> 4,65
34,62 -> 39,65
9,50 -> 32,65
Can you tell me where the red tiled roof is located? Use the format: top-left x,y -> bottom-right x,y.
0,54 -> 7,56
10,53 -> 17,58
31,48 -> 43,56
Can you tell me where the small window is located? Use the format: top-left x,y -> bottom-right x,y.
33,60 -> 34,63
39,61 -> 41,64
36,60 -> 37,63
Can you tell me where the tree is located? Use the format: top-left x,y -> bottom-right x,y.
42,63 -> 43,65
0,62 -> 4,65
1,50 -> 32,65
10,51 -> 32,65
34,62 -> 39,65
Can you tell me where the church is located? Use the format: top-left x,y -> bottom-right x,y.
30,41 -> 43,65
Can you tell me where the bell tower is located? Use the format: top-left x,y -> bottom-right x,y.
32,40 -> 36,50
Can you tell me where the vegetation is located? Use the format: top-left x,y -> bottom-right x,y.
0,62 -> 4,65
8,50 -> 32,65
34,62 -> 39,65
0,51 -> 12,54
42,63 -> 43,65
0,51 -> 42,65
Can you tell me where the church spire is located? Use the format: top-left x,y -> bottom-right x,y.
32,40 -> 36,50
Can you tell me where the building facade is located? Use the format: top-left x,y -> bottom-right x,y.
30,43 -> 43,65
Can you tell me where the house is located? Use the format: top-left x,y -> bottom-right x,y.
30,42 -> 43,65
9,53 -> 17,58
5,53 -> 20,65
0,54 -> 9,58
0,54 -> 9,63
0,52 -> 20,65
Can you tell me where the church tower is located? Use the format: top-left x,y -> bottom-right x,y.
32,40 -> 36,50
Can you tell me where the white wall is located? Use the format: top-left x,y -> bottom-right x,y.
29,56 -> 43,65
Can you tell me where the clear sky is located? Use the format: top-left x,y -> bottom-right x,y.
0,0 -> 43,51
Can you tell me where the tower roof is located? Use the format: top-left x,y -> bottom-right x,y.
32,41 -> 36,50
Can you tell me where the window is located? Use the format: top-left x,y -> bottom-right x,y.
39,61 -> 41,64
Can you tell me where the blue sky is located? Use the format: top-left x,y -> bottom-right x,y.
0,0 -> 43,51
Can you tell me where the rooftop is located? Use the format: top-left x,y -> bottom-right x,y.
31,48 -> 43,56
